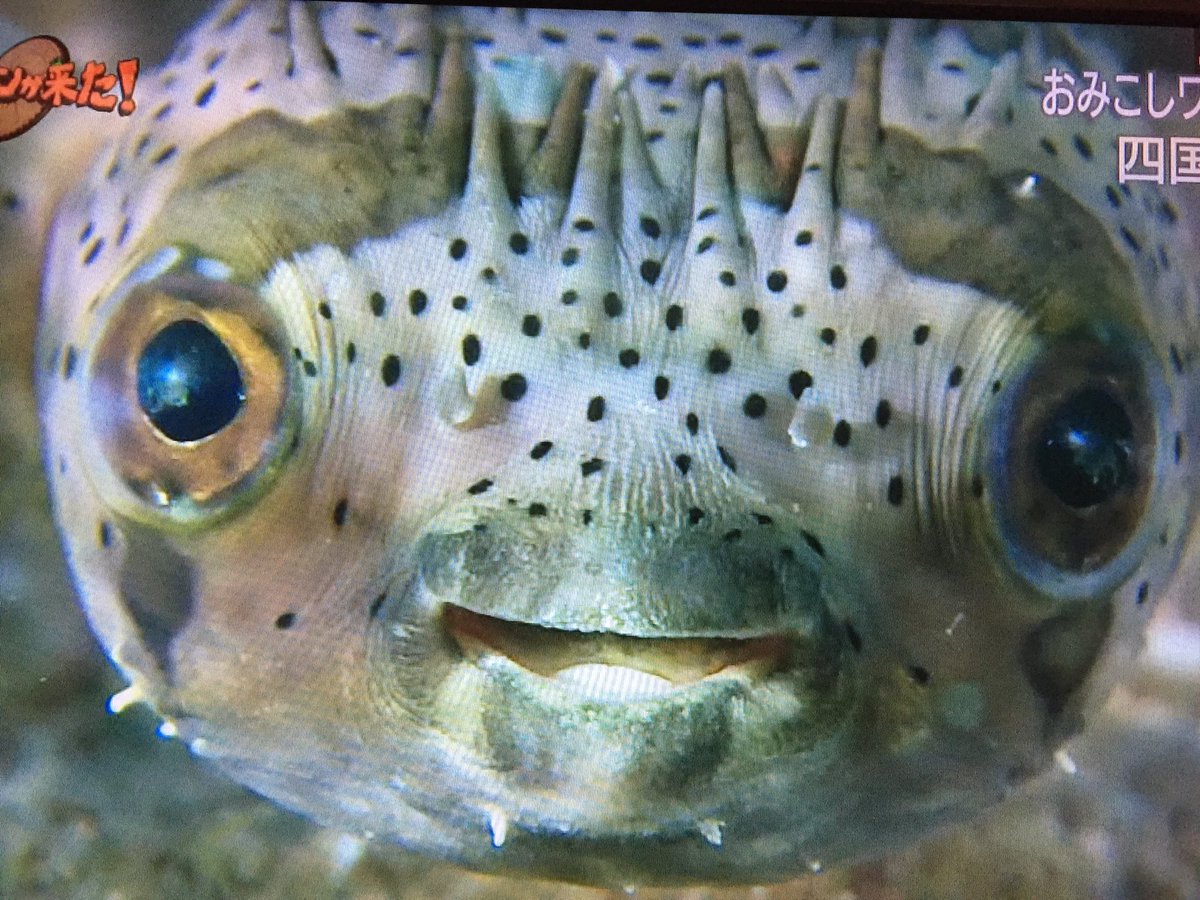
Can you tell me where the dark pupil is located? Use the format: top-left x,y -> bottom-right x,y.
137,319 -> 245,441
1035,388 -> 1134,509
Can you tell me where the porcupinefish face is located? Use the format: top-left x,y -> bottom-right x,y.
35,2 -> 1200,887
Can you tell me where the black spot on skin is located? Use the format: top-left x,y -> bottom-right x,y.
717,445 -> 737,472
717,32 -> 742,47
682,34 -> 707,48
707,348 -> 732,374
530,441 -> 552,460
820,327 -> 837,345
829,266 -> 847,290
1137,582 -> 1150,604
640,216 -> 661,239
370,291 -> 386,316
500,374 -> 527,401
640,259 -> 662,285
788,370 -> 813,399
98,521 -> 114,548
561,289 -> 578,305
743,394 -> 767,418
275,612 -> 297,630
302,360 -> 317,377
795,60 -> 820,72
408,290 -> 427,315
845,621 -> 863,653
718,270 -> 736,287
751,43 -> 778,58
195,81 -> 216,107
561,247 -> 579,266
467,478 -> 493,495
369,594 -> 387,619
481,267 -> 497,282
573,218 -> 594,232
1073,135 -> 1093,160
971,474 -> 984,498
346,342 -> 357,364
723,528 -> 744,542
462,334 -> 481,366
84,239 -> 104,266
913,324 -> 931,345
964,93 -> 980,116
449,237 -> 467,260
907,665 -> 931,685
1174,432 -> 1183,464
317,302 -> 332,320
1120,226 -> 1141,253
887,476 -> 904,506
1105,185 -> 1121,208
654,376 -> 670,400
697,206 -> 717,221
451,295 -> 468,311
528,502 -> 548,517
151,146 -> 178,166
578,332 -> 591,349
665,305 -> 684,330
581,458 -> 604,477
741,309 -> 760,335
696,236 -> 715,254
118,526 -> 196,679
582,509 -> 594,525
833,420 -> 852,447
801,530 -> 826,557
522,314 -> 542,337
1170,344 -> 1184,374
753,513 -> 773,525
633,35 -> 663,51
62,345 -> 78,380
686,413 -> 699,435
587,396 -> 605,421
860,336 -> 878,367
948,366 -> 964,388
646,71 -> 672,87
674,454 -> 692,475
875,400 -> 892,428
688,507 -> 705,524
603,292 -> 623,318
795,230 -> 813,246
766,270 -> 787,292
381,355 -> 401,386
618,348 -> 640,368
539,27 -> 567,44
509,232 -> 529,254
333,498 -> 349,527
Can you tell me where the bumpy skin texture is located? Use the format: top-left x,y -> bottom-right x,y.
35,2 -> 1200,887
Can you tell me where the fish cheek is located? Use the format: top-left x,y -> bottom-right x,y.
116,522 -> 196,684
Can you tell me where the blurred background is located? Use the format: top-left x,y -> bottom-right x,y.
1,3 -> 1198,897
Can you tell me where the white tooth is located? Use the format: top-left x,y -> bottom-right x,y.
1054,749 -> 1078,776
487,807 -> 508,848
157,719 -> 179,739
698,819 -> 724,847
194,256 -> 233,281
553,664 -> 675,702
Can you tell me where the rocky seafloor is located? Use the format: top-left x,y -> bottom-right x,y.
2,3 -> 1199,897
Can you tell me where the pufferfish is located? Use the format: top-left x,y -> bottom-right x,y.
33,1 -> 1200,888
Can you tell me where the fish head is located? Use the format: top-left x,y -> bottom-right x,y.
35,3 -> 1200,886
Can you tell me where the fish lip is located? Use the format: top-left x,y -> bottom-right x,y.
440,602 -> 802,687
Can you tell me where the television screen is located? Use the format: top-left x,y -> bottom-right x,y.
1,1 -> 1197,896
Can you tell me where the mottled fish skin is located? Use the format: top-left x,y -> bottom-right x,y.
35,1 -> 1200,887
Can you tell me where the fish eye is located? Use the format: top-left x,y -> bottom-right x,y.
83,252 -> 293,519
986,338 -> 1160,596
137,319 -> 247,442
1034,388 -> 1133,510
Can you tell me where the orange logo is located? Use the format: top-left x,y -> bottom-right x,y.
0,35 -> 139,142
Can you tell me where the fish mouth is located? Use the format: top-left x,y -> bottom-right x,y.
441,603 -> 798,701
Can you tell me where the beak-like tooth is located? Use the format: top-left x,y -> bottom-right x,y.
552,664 -> 675,702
